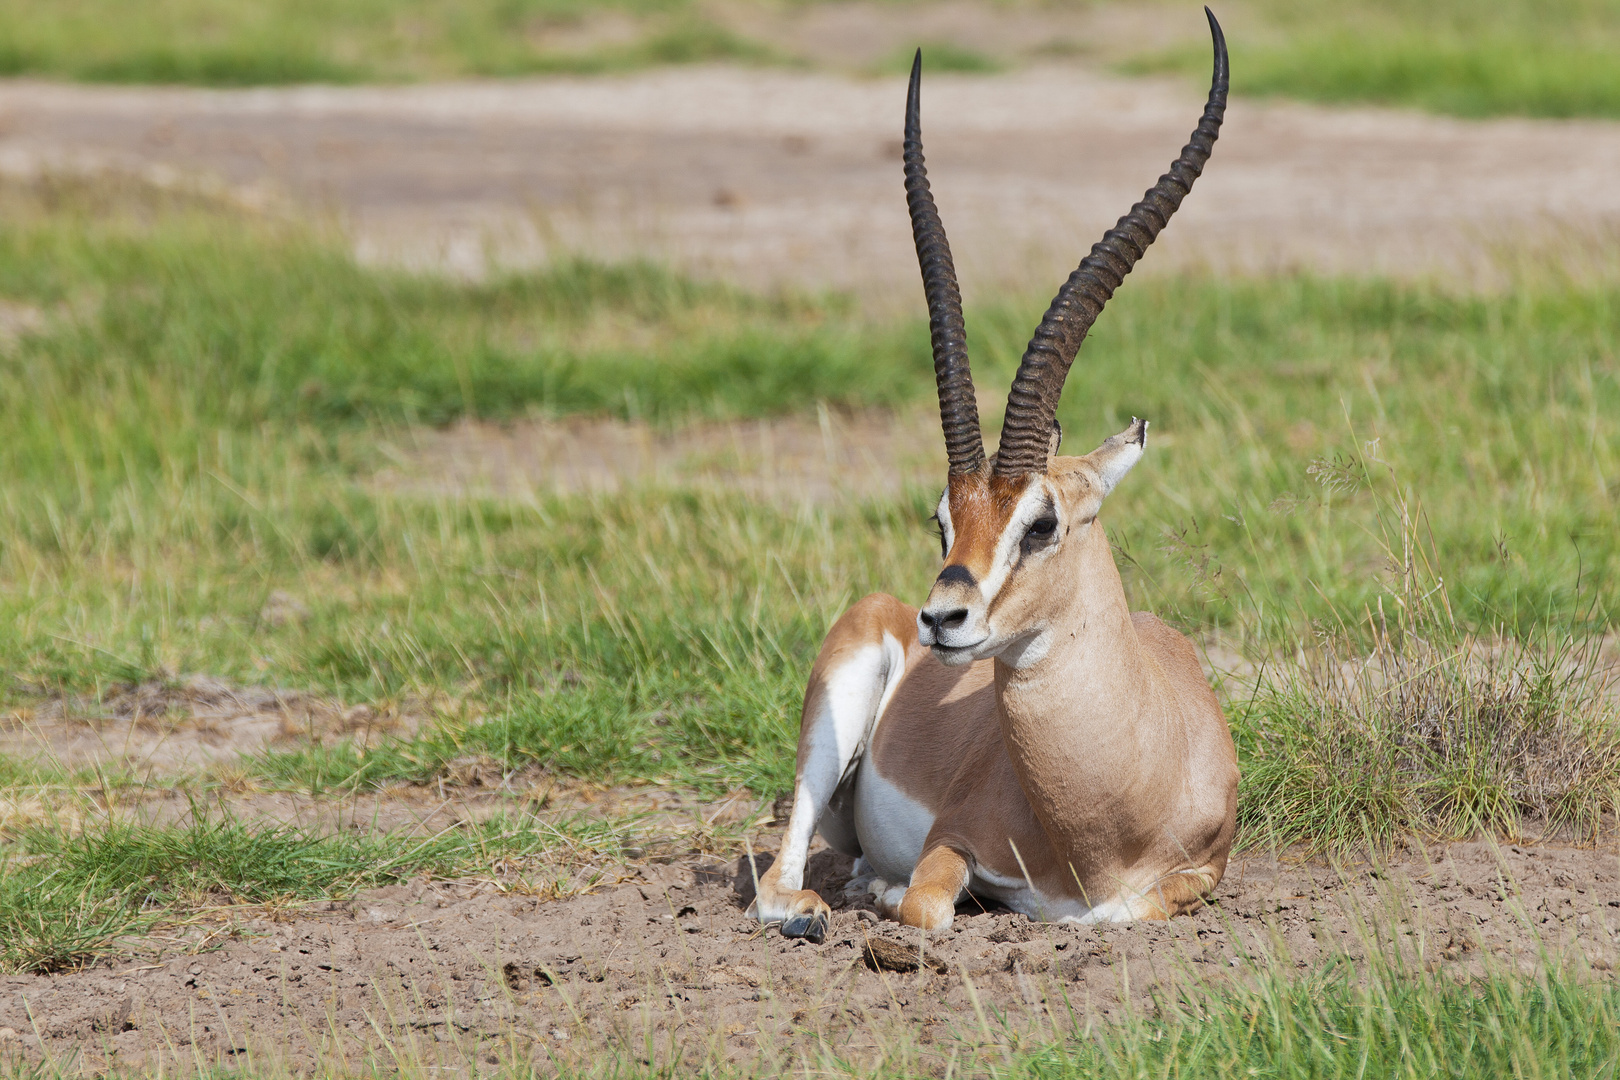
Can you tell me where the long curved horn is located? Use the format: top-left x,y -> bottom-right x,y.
906,49 -> 986,476
994,8 -> 1228,477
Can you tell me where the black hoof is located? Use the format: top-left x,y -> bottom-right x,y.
781,912 -> 828,944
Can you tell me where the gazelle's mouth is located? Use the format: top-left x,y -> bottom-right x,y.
930,638 -> 988,662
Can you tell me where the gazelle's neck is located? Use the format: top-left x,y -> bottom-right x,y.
993,517 -> 1177,886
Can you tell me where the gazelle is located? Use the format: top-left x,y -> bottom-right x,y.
749,10 -> 1238,940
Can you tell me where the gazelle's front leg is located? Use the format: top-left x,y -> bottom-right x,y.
867,844 -> 969,931
895,845 -> 971,930
749,595 -> 913,941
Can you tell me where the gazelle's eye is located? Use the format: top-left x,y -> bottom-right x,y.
1020,515 -> 1059,556
930,515 -> 947,559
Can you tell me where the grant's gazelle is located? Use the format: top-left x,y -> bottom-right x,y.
750,10 -> 1239,940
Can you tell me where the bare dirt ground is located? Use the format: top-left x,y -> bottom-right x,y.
4,52 -> 1620,305
0,675 -> 416,778
373,407 -> 945,504
0,836 -> 1615,1073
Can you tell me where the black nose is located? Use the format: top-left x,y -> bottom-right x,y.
919,608 -> 969,632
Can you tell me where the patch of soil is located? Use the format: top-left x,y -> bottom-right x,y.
123,773 -> 770,847
374,408 -> 945,504
3,839 -> 1615,1073
0,675 -> 418,775
3,56 -> 1620,301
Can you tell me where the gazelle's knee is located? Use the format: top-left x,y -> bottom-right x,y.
895,845 -> 969,930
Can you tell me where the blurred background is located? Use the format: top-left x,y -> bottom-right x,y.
4,0 -> 1620,297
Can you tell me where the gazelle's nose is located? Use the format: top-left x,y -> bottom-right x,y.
919,607 -> 969,632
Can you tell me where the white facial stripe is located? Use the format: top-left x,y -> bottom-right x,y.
934,488 -> 954,553
975,480 -> 1058,606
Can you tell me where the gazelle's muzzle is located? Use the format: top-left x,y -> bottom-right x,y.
918,566 -> 989,660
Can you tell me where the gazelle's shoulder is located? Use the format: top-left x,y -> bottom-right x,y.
1130,611 -> 1221,707
1129,610 -> 1200,667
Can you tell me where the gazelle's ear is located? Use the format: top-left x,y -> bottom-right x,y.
1046,421 -> 1062,462
1084,417 -> 1148,496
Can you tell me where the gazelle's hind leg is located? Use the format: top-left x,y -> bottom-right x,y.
1131,865 -> 1222,920
749,595 -> 913,941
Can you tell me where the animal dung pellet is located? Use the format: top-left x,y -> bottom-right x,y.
861,937 -> 947,973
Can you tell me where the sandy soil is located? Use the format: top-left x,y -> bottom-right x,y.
0,835 -> 1615,1073
0,674 -> 420,777
3,58 -> 1620,306
373,407 -> 946,504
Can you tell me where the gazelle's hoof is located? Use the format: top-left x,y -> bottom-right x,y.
781,910 -> 829,943
752,887 -> 832,943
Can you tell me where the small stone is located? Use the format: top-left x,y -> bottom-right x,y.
854,910 -> 878,924
0,1027 -> 18,1044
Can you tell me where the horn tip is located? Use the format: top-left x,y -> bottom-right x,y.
1204,8 -> 1228,73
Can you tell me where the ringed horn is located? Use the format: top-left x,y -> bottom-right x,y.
904,7 -> 1229,475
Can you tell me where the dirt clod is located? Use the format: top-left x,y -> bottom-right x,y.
1005,947 -> 1050,973
861,936 -> 948,974
258,590 -> 311,628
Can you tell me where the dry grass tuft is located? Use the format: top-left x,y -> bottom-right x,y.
1239,630 -> 1620,854
1234,471 -> 1620,855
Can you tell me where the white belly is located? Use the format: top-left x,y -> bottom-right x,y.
962,867 -> 1099,922
847,757 -> 1137,924
851,758 -> 934,885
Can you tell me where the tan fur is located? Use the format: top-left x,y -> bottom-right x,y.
940,472 -> 1027,582
897,846 -> 970,929
752,425 -> 1239,936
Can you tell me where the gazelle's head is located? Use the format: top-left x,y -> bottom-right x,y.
900,9 -> 1228,667
921,420 -> 1148,666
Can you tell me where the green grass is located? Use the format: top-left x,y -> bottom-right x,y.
0,181 -> 921,438
879,41 -> 1003,76
0,809 -> 644,973
0,0 -> 780,83
3,0 -> 1620,123
2,178 -> 1616,819
1050,954 -> 1620,1078
1236,623 -> 1620,855
1132,0 -> 1620,119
